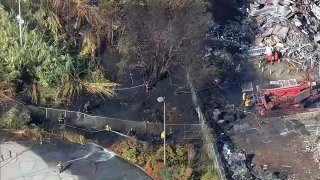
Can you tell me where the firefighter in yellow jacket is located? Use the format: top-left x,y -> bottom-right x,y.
244,97 -> 251,110
161,131 -> 165,140
57,161 -> 63,173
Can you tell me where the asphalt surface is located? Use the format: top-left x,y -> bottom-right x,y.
0,140 -> 151,180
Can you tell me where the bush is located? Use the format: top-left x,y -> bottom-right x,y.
144,159 -> 163,180
111,140 -> 196,180
110,139 -> 151,166
186,144 -> 196,165
201,167 -> 219,180
60,130 -> 87,145
158,165 -> 193,180
0,106 -> 31,129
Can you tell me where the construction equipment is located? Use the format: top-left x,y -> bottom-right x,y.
256,73 -> 318,116
266,50 -> 279,62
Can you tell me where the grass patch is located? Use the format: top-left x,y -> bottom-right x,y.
12,128 -> 50,143
200,166 -> 220,180
59,130 -> 87,145
13,128 -> 87,145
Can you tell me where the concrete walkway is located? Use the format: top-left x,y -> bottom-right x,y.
0,141 -> 151,180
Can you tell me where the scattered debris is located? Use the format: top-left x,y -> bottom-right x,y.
222,142 -> 250,179
303,125 -> 320,169
205,0 -> 320,179
207,0 -> 320,69
247,0 -> 320,68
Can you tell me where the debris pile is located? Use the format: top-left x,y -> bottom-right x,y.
207,0 -> 320,69
248,0 -> 320,68
222,142 -> 250,179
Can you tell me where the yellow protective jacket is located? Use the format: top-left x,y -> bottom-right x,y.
57,162 -> 63,168
245,98 -> 251,107
161,131 -> 165,140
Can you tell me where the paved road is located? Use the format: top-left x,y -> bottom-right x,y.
0,141 -> 151,180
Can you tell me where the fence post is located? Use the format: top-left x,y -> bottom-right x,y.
184,124 -> 186,138
144,121 -> 147,136
45,108 -> 48,120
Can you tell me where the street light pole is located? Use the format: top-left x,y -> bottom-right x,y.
163,100 -> 166,166
17,0 -> 24,47
157,97 -> 166,166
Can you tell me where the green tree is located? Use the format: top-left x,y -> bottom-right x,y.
0,3 -> 117,104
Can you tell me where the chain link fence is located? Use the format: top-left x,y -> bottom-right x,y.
26,105 -> 202,140
187,72 -> 227,180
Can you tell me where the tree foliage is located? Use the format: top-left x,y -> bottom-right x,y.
0,0 -> 209,104
0,2 -> 117,104
0,106 -> 31,129
110,139 -> 199,180
200,167 -> 220,180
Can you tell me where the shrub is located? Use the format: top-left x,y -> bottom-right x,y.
201,167 -> 219,180
172,145 -> 187,165
60,130 -> 87,144
144,159 -> 163,180
110,139 -> 151,166
0,106 -> 31,129
186,144 -> 196,165
158,165 -> 193,180
111,140 -> 196,180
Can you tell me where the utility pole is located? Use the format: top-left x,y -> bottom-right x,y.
157,97 -> 166,166
17,0 -> 24,47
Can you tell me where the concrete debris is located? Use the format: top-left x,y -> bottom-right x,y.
312,5 -> 320,20
220,140 -> 285,179
246,0 -> 320,67
250,6 -> 279,17
207,0 -> 320,69
314,33 -> 320,43
222,143 -> 250,179
248,47 -> 267,56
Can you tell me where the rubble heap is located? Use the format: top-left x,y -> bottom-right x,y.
248,0 -> 320,68
222,142 -> 250,179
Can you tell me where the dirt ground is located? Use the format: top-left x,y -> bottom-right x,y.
229,58 -> 320,179
89,78 -> 198,124
245,57 -> 306,87
195,53 -> 320,178
233,114 -> 320,179
248,137 -> 319,179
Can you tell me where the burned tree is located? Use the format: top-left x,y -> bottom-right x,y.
117,0 -> 209,90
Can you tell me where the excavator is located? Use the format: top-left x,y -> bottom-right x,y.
255,73 -> 319,116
